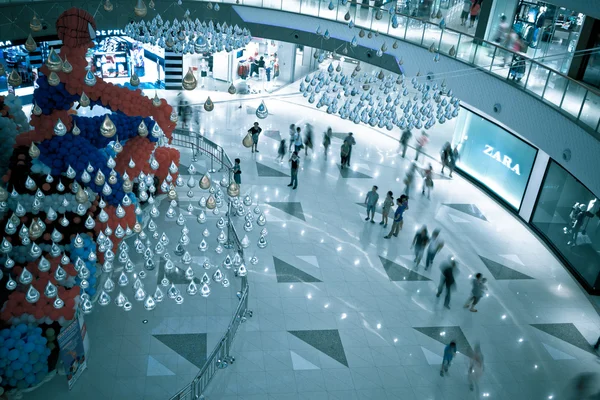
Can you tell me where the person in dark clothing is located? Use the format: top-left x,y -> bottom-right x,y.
323,127 -> 332,158
232,158 -> 242,185
248,122 -> 262,153
436,257 -> 457,309
400,129 -> 412,158
343,132 -> 356,166
257,56 -> 265,69
288,151 -> 299,189
277,139 -> 286,162
411,225 -> 429,268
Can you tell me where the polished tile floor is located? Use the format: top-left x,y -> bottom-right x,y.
23,84 -> 600,399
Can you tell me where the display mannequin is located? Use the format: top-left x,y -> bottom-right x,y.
199,59 -> 208,88
532,5 -> 547,48
566,199 -> 598,246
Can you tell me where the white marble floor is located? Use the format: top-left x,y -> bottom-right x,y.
175,93 -> 600,400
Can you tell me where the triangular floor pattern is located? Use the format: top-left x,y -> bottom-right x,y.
479,256 -> 534,280
443,203 -> 488,221
146,356 -> 176,376
153,333 -> 208,369
256,162 -> 289,177
288,329 -> 349,367
266,201 -> 306,221
531,323 -> 596,355
378,256 -> 431,282
290,351 -> 320,370
413,326 -> 473,356
273,257 -> 322,283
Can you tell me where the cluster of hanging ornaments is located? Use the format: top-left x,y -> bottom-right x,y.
124,14 -> 251,55
299,62 -> 460,130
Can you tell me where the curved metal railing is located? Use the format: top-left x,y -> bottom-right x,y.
211,0 -> 600,137
168,131 -> 251,400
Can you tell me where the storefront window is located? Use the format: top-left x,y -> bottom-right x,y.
452,109 -> 537,209
532,161 -> 600,289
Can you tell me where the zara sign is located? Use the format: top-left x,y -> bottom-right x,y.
483,144 -> 521,176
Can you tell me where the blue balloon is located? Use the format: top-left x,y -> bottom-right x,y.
8,349 -> 20,361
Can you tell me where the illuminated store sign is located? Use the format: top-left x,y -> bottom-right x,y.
95,30 -> 127,37
483,145 -> 521,175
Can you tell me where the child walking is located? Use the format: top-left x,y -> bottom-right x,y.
440,341 -> 457,377
233,158 -> 242,185
464,274 -> 487,312
277,139 -> 286,162
380,191 -> 393,227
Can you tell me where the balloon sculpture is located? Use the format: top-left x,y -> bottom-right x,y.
0,7 -> 180,392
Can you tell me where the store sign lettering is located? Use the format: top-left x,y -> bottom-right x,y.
95,30 -> 126,37
483,145 -> 521,175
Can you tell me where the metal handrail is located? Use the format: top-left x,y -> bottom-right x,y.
167,134 -> 250,400
214,0 -> 600,135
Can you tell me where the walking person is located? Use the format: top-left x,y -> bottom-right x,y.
384,195 -> 408,239
399,129 -> 412,158
404,161 -> 417,196
232,158 -> 242,185
248,122 -> 262,153
440,142 -> 452,175
288,124 -> 296,152
436,257 -> 457,309
440,341 -> 457,377
323,127 -> 332,158
294,126 -> 303,154
411,225 -> 429,268
422,163 -> 434,199
449,146 -> 459,178
468,344 -> 484,393
343,132 -> 356,167
364,185 -> 379,223
460,0 -> 472,26
288,151 -> 300,189
277,139 -> 287,162
341,140 -> 350,169
414,131 -> 429,161
425,228 -> 444,271
464,274 -> 486,312
304,123 -> 314,156
380,191 -> 393,227
469,0 -> 482,28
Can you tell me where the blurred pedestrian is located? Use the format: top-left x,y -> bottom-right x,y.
341,140 -> 350,169
288,151 -> 300,189
425,228 -> 444,271
232,158 -> 242,185
468,344 -> 484,393
404,161 -> 417,196
399,129 -> 412,158
384,195 -> 408,239
464,273 -> 486,312
422,163 -> 434,199
460,0 -> 471,26
411,225 -> 429,268
449,146 -> 459,178
248,121 -> 262,153
440,341 -> 457,377
294,126 -> 303,154
323,127 -> 332,158
364,185 -> 379,223
380,191 -> 394,227
440,142 -> 452,175
277,139 -> 286,162
469,0 -> 482,28
304,123 -> 314,156
344,132 -> 356,166
436,257 -> 457,309
414,131 -> 429,161
289,124 -> 296,152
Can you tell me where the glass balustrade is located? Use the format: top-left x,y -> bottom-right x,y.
213,0 -> 600,137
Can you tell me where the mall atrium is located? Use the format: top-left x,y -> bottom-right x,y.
0,0 -> 599,399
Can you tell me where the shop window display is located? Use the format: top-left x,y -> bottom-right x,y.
532,161 -> 600,289
451,108 -> 537,209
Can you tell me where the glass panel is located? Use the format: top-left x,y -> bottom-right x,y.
241,0 -> 263,6
439,30 -> 459,57
560,81 -> 587,119
525,63 -> 549,98
456,35 -> 477,64
261,0 -> 281,8
353,1 -> 373,29
451,108 -> 537,209
371,9 -> 391,35
473,43 -> 493,71
422,23 -> 442,49
300,0 -> 320,16
489,47 -> 514,80
405,18 -> 425,45
388,14 -> 408,40
543,72 -> 568,108
532,161 -> 600,288
579,91 -> 600,131
318,0 -> 337,21
281,0 -> 300,13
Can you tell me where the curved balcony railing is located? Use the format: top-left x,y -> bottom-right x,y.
208,0 -> 600,138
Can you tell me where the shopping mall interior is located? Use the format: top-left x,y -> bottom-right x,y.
0,0 -> 599,399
